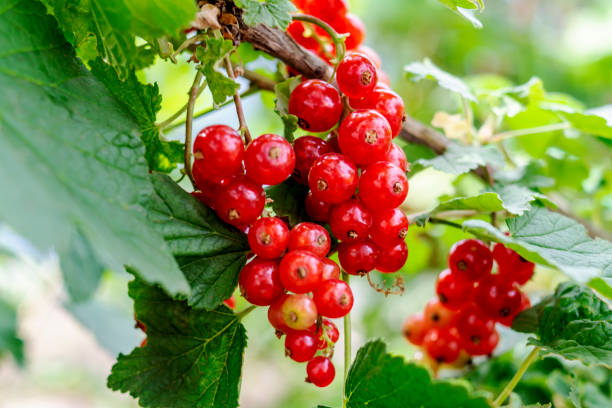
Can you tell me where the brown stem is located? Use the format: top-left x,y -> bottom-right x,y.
242,69 -> 277,91
222,52 -> 252,144
365,273 -> 405,296
185,70 -> 204,188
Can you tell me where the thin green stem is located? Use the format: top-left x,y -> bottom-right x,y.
185,69 -> 205,188
342,271 -> 351,408
428,217 -> 463,230
236,305 -> 256,321
292,14 -> 346,82
461,96 -> 474,145
489,123 -> 570,143
492,347 -> 541,407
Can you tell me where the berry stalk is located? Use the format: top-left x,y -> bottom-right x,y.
492,347 -> 541,407
185,70 -> 205,187
342,271 -> 351,408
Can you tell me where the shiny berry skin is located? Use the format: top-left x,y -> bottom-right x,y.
192,125 -> 244,185
321,319 -> 340,344
435,268 -> 474,310
306,0 -> 348,21
281,294 -> 318,331
369,208 -> 409,248
305,190 -> 332,222
329,199 -> 372,241
402,312 -> 428,346
268,294 -> 292,333
338,110 -> 392,166
313,278 -> 354,318
321,258 -> 341,281
285,331 -> 318,362
216,176 -> 266,226
292,136 -> 331,184
287,21 -> 319,52
306,356 -> 335,387
288,222 -> 331,257
376,241 -> 408,273
356,89 -> 405,137
454,306 -> 498,356
245,134 -> 295,185
377,70 -> 391,86
474,277 -> 523,324
424,298 -> 456,329
448,239 -> 493,281
423,328 -> 461,364
279,250 -> 323,293
497,290 -> 530,327
493,243 -> 535,285
289,80 -> 343,132
223,295 -> 236,310
247,217 -> 289,259
354,46 -> 381,69
325,134 -> 341,153
359,161 -> 409,211
308,153 -> 359,204
376,143 -> 408,172
238,258 -> 284,306
338,240 -> 378,275
334,13 -> 365,50
336,53 -> 378,98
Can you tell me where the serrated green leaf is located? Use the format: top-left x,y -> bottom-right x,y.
265,178 -> 309,226
236,0 -> 297,30
60,228 -> 106,301
491,184 -> 554,215
147,174 -> 249,309
405,58 -> 476,101
274,76 -> 302,142
346,340 -> 491,408
122,0 -> 196,39
196,37 -> 235,67
90,59 -> 184,172
462,208 -> 612,283
42,0 -> 96,50
551,108 -> 612,139
0,299 -> 23,365
196,37 -> 239,105
108,279 -> 246,408
416,143 -> 504,175
437,1 -> 484,28
0,0 -> 189,298
589,277 -> 612,301
512,282 -> 612,367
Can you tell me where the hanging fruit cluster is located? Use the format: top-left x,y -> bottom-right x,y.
403,239 -> 534,365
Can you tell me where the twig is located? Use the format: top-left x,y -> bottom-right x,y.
242,69 -> 277,91
488,123 -> 570,143
342,271 -> 351,408
492,347 -> 540,407
185,70 -> 205,187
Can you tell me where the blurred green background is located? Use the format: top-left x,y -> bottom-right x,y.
1,1 -> 611,407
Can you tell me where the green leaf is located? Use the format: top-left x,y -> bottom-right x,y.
147,174 -> 249,309
512,282 -> 612,367
490,184 -> 554,215
416,143 -> 504,175
274,76 -> 302,142
405,58 -> 476,101
265,178 -> 309,227
90,59 -> 184,172
196,37 -> 239,105
437,1 -> 484,28
0,1 -> 190,298
463,208 -> 612,283
236,0 -> 297,30
201,67 -> 240,105
42,0 -> 96,51
60,228 -> 106,301
345,340 -> 491,408
108,279 -> 247,408
122,0 -> 196,39
0,299 -> 23,365
550,107 -> 612,139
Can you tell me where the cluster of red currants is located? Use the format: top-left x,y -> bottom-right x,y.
403,239 -> 534,365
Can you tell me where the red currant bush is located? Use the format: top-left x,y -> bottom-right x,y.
192,125 -> 244,185
313,278 -> 354,318
245,134 -> 295,186
329,199 -> 372,241
474,276 -> 523,325
423,328 -> 461,364
281,294 -> 318,331
375,142 -> 408,172
359,161 -> 409,211
289,79 -> 343,132
448,239 -> 493,281
305,191 -> 332,222
402,312 -> 428,346
288,222 -> 331,257
493,243 -> 535,285
308,153 -> 359,204
369,208 -> 409,247
336,53 -> 378,98
338,109 -> 392,166
435,268 -> 474,310
423,298 -> 456,329
279,250 -> 323,293
306,356 -> 335,387
292,136 -> 331,184
247,217 -> 289,259
285,331 -> 318,362
215,175 -> 266,227
338,239 -> 379,275
238,258 -> 284,306
376,241 -> 408,273
321,257 -> 341,281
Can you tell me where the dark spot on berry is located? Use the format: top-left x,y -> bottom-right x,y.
365,129 -> 378,144
260,232 -> 271,245
399,228 -> 408,239
298,118 -> 310,129
348,230 -> 359,239
471,335 -> 481,345
228,208 -> 240,220
338,293 -> 350,306
317,179 -> 328,191
360,70 -> 373,86
297,266 -> 307,279
431,313 -> 440,322
499,307 -> 511,317
438,293 -> 448,303
268,146 -> 281,160
457,260 -> 468,271
393,181 -> 403,193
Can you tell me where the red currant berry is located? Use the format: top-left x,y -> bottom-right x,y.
245,134 -> 295,185
376,142 -> 408,172
338,110 -> 392,166
192,125 -> 244,185
305,190 -> 332,222
306,356 -> 335,387
359,161 -> 409,211
336,53 -> 378,98
238,258 -> 284,306
424,298 -> 456,329
288,222 -> 331,257
329,199 -> 372,241
306,0 -> 348,21
223,295 -> 236,310
313,278 -> 354,318
369,208 -> 409,248
354,46 -> 381,69
325,134 -> 341,153
322,319 -> 340,343
279,250 -> 323,293
474,277 -> 523,324
285,331 -> 318,362
497,290 -> 531,327
281,294 -> 318,331
377,70 -> 390,86
247,217 -> 289,259
321,257 -> 341,281
292,136 -> 331,184
191,186 -> 219,210
287,21 -> 320,52
334,13 -> 365,50
493,243 -> 535,285
363,89 -> 406,137
448,239 -> 493,281
289,79 -> 343,132
215,176 -> 266,226
402,312 -> 428,346
308,153 -> 359,204
423,328 -> 461,364
435,269 -> 474,310
337,240 -> 378,275
268,294 -> 293,334
376,241 -> 408,273
454,305 -> 498,356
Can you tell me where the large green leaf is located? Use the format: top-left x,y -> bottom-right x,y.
236,0 -> 297,30
196,37 -> 240,105
108,279 -> 247,408
463,208 -> 612,283
416,143 -> 505,175
345,340 -> 491,408
512,282 -> 612,367
0,299 -> 23,365
0,0 -> 189,298
405,58 -> 477,101
147,174 -> 249,310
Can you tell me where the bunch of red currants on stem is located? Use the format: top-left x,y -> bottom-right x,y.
403,239 -> 534,366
